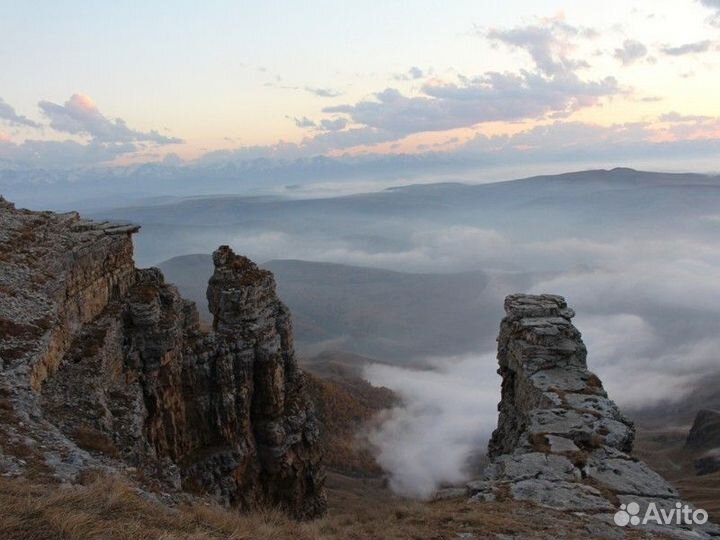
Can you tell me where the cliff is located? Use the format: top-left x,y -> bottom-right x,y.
467,294 -> 719,538
0,198 -> 325,518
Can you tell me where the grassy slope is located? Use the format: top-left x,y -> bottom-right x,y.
0,472 -> 653,540
635,426 -> 720,521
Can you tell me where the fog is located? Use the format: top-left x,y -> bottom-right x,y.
358,228 -> 720,496
69,169 -> 720,497
364,354 -> 499,498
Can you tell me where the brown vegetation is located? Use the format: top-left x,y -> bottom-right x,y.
635,426 -> 720,521
0,473 -> 624,540
305,373 -> 395,476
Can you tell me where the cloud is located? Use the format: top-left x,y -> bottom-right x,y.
614,39 -> 648,65
699,0 -> 720,25
318,117 -> 348,131
0,139 -> 137,168
190,114 -> 720,179
577,314 -> 720,409
365,354 -> 499,498
459,119 -> 720,165
660,111 -> 712,122
486,17 -> 596,76
294,115 -> 348,133
38,94 -> 183,144
324,73 -> 618,136
304,87 -> 343,98
0,93 -> 184,168
394,66 -> 425,81
661,40 -> 714,55
659,112 -> 720,140
294,116 -> 316,128
304,126 -> 397,149
0,97 -> 40,128
316,19 -> 616,142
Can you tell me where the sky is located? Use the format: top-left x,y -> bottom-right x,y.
1,0 -> 720,172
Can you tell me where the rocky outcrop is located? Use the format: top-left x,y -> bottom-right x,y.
686,410 -> 720,476
687,410 -> 720,452
467,294 -> 719,538
0,198 -> 325,519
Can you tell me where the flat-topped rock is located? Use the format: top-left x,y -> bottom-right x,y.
503,293 -> 576,320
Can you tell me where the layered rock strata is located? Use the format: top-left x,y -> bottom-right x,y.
468,294 -> 718,538
0,198 -> 325,518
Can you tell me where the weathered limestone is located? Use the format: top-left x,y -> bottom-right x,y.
468,294 -> 719,538
0,199 -> 325,519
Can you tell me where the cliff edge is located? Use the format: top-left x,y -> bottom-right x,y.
0,198 -> 325,518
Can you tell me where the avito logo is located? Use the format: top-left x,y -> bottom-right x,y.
614,501 -> 708,528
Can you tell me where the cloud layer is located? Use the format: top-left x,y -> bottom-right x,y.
0,98 -> 40,128
0,94 -> 182,167
311,17 -> 617,146
1,9 -> 719,172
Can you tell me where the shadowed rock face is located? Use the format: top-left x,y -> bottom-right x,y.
687,410 -> 720,476
202,246 -> 326,517
469,294 -> 719,538
687,410 -> 720,452
0,199 -> 325,519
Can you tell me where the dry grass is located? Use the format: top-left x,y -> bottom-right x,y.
0,475 -> 320,540
675,472 -> 720,522
635,426 -> 720,521
530,432 -> 551,453
0,472 -> 619,540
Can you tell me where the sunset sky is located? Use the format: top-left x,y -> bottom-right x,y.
2,0 -> 720,170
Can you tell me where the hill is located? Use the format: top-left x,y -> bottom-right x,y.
158,256 -> 536,362
89,168 -> 720,267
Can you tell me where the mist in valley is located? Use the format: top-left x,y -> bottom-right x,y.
5,155 -> 720,497
4,155 -> 720,498
106,168 -> 720,497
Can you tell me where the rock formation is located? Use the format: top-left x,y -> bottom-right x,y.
686,410 -> 720,476
687,410 -> 720,451
0,198 -> 325,518
467,294 -> 719,538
